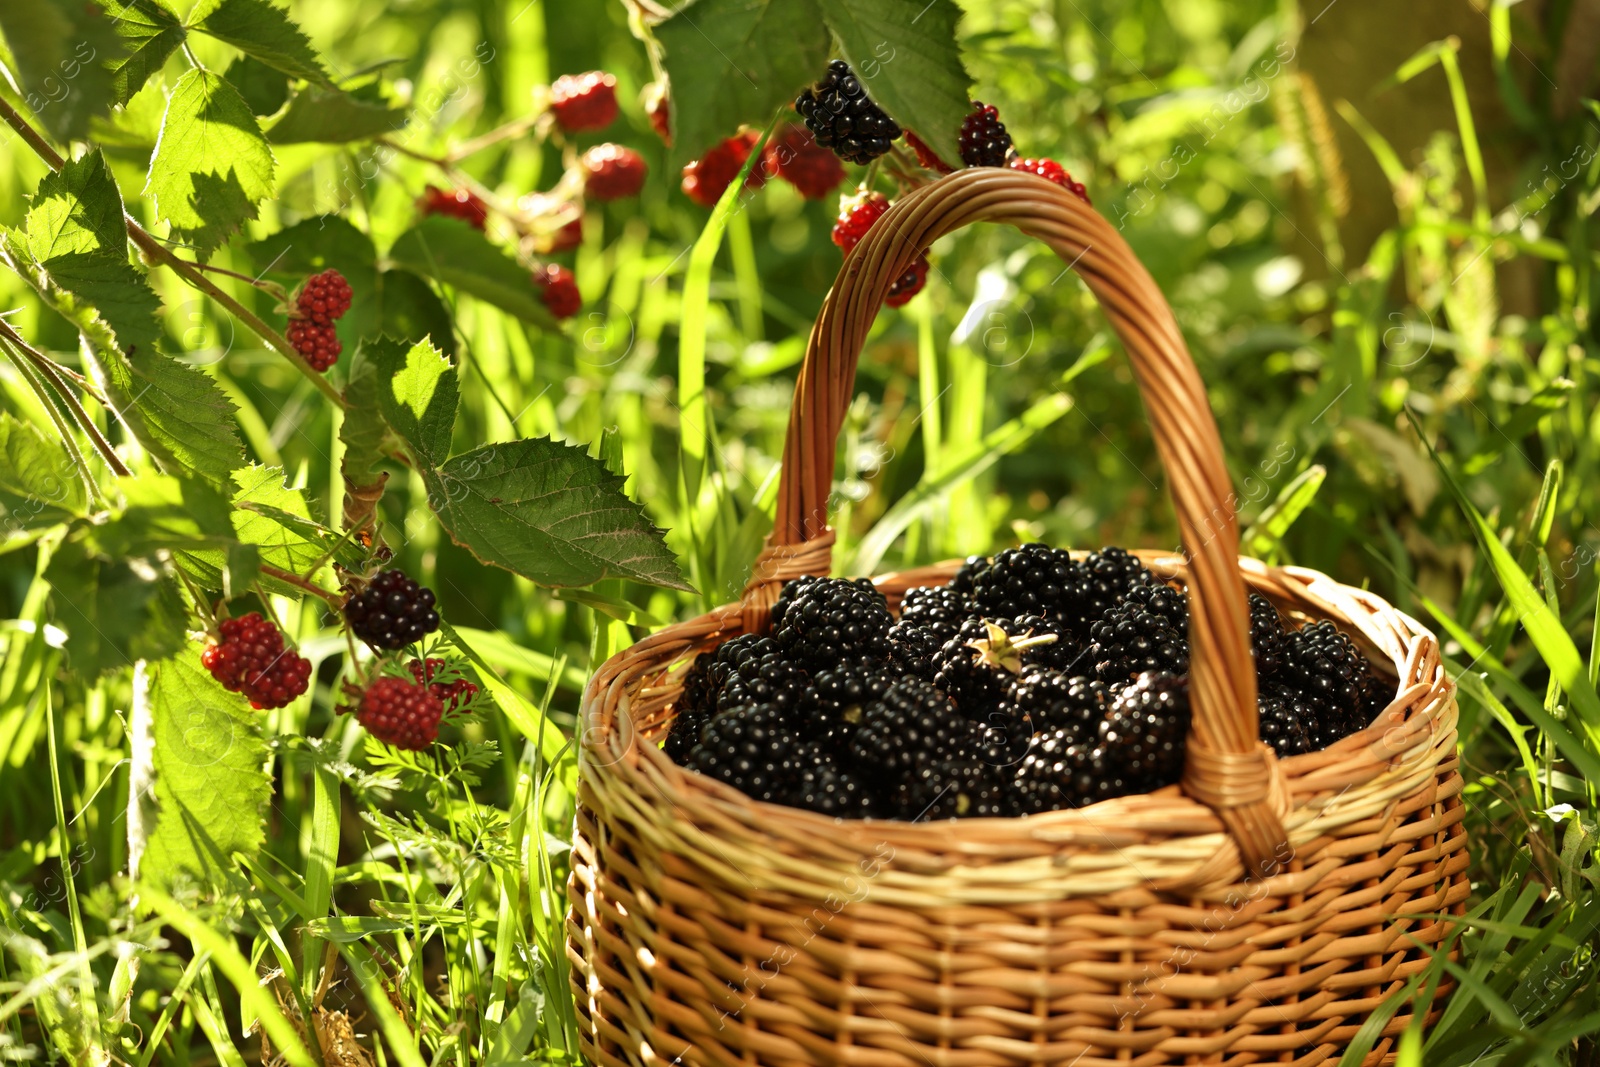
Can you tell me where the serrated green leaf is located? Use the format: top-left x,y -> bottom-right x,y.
40,253 -> 164,353
194,0 -> 331,86
44,537 -> 188,679
89,473 -> 235,559
386,217 -> 561,331
0,0 -> 126,141
2,221 -> 245,484
223,54 -> 289,116
266,83 -> 408,143
88,341 -> 245,482
420,437 -> 691,591
103,0 -> 185,105
0,412 -> 88,523
230,465 -> 347,579
656,0 -> 831,170
372,336 -> 457,467
26,152 -> 127,260
146,68 -> 276,257
818,0 -> 970,166
142,646 -> 271,897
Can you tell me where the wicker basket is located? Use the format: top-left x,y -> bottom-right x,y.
566,169 -> 1469,1066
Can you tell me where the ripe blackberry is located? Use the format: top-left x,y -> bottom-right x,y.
1013,728 -> 1092,814
906,754 -> 1017,819
418,184 -> 488,229
1098,671 -> 1190,790
884,253 -> 929,307
1005,667 -> 1107,739
533,263 -> 580,319
286,318 -> 340,372
903,129 -> 954,173
948,554 -> 993,594
794,60 -> 901,165
201,612 -> 311,710
715,636 -> 812,713
665,646 -> 725,762
581,144 -> 647,200
770,576 -> 892,669
1249,594 -> 1287,677
792,741 -> 876,817
763,125 -> 847,199
808,656 -> 900,750
296,269 -> 352,326
681,131 -> 764,207
1009,157 -> 1090,203
851,677 -> 966,775
900,584 -> 976,633
1257,680 -> 1312,757
1080,547 -> 1157,615
549,71 -> 618,132
687,703 -> 805,803
957,102 -> 1012,168
356,675 -> 443,750
931,617 -> 1063,712
886,621 -> 945,679
342,569 -> 440,650
970,543 -> 1085,626
1279,621 -> 1371,722
407,658 -> 479,713
830,189 -> 890,253
1086,591 -> 1189,683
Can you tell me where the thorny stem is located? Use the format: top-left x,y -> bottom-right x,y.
0,321 -> 131,477
446,111 -> 544,162
184,258 -> 290,300
0,96 -> 349,409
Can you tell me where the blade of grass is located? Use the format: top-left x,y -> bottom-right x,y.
300,763 -> 339,1002
142,888 -> 317,1067
1242,463 -> 1326,557
45,683 -> 104,1065
1407,407 -> 1600,734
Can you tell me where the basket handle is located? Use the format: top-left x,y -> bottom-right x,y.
739,168 -> 1288,876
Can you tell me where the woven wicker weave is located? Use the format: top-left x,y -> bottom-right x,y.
567,169 -> 1468,1066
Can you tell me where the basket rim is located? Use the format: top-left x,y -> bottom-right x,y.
577,551 -> 1458,899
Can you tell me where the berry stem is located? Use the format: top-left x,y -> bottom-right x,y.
181,258 -> 291,301
260,563 -> 341,604
0,97 -> 349,410
447,113 -> 544,162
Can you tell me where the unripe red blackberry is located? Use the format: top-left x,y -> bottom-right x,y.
286,318 -> 341,372
644,82 -> 671,145
581,143 -> 647,200
957,101 -> 1012,167
407,657 -> 479,713
342,569 -> 440,650
546,216 -> 583,252
681,131 -> 764,207
549,71 -> 618,132
1009,158 -> 1090,203
533,263 -> 580,319
356,675 -> 442,750
201,612 -> 311,710
762,125 -> 846,200
884,253 -> 929,307
418,184 -> 489,229
903,129 -> 954,173
296,269 -> 352,326
831,189 -> 890,252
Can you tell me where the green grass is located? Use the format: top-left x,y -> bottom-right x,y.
3,0 -> 1600,1064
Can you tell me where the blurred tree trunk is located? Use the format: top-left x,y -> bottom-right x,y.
1291,0 -> 1553,316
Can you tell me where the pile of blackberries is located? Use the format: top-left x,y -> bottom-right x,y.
664,546 -> 1391,820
